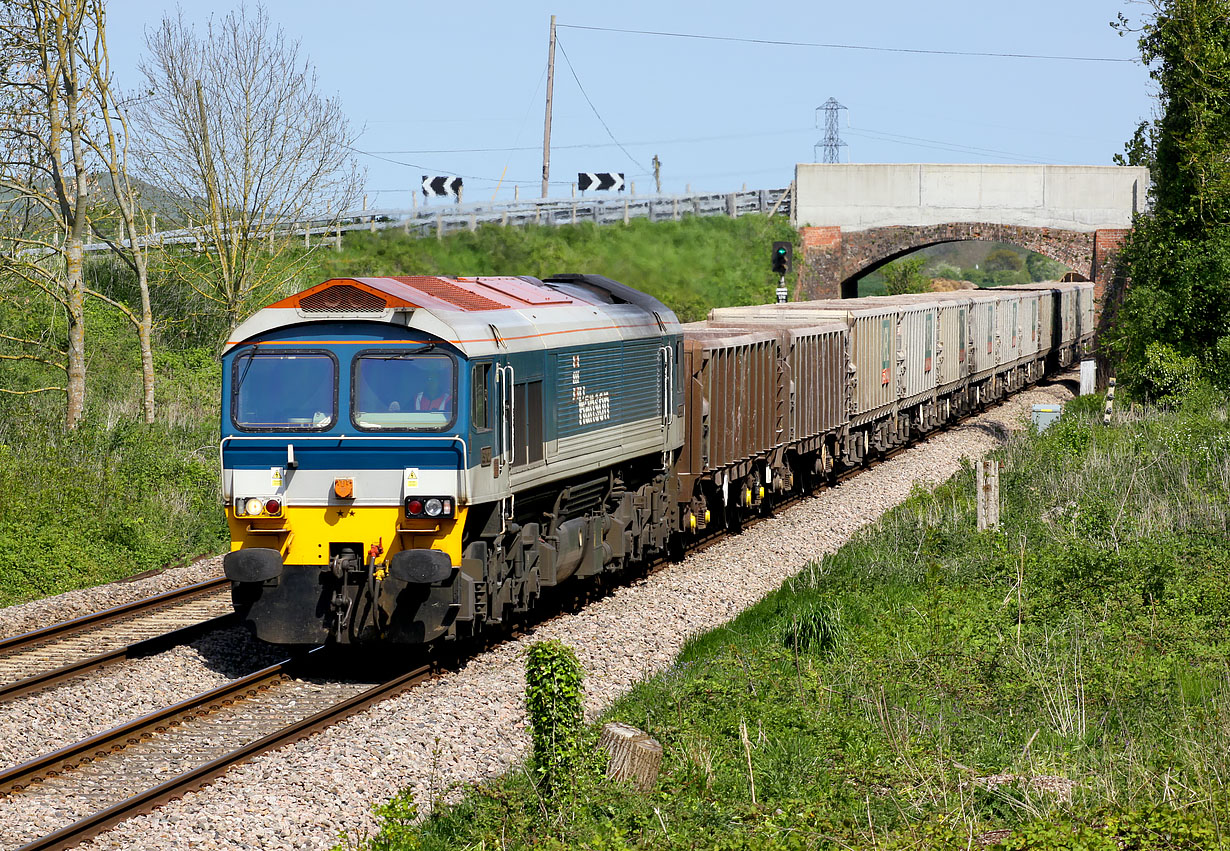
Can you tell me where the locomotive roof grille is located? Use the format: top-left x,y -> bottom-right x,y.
299,284 -> 388,313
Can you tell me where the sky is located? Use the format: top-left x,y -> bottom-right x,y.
102,0 -> 1157,212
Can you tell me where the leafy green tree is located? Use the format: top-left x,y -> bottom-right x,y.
1026,252 -> 1067,282
1113,118 -> 1158,170
882,256 -> 930,295
1108,0 -> 1230,396
984,247 -> 1024,272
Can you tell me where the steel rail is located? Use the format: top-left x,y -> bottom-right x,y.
0,576 -> 230,655
0,613 -> 236,702
10,653 -> 436,851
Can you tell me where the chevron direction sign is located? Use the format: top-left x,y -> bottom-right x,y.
577,172 -> 624,192
421,175 -> 463,198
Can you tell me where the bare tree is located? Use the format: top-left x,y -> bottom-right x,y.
0,0 -> 95,427
0,0 -> 159,425
133,4 -> 363,333
79,3 -> 157,422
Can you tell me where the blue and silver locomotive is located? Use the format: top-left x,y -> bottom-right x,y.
221,274 -> 684,644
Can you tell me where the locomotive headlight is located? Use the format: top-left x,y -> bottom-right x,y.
424,498 -> 443,517
244,497 -> 263,516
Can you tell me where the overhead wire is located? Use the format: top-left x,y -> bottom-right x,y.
365,127 -> 817,155
353,19 -> 1122,197
554,36 -> 651,176
491,61 -> 550,199
556,23 -> 1136,64
845,126 -> 1081,164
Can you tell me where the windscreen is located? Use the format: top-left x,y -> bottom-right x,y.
232,351 -> 335,429
353,353 -> 456,430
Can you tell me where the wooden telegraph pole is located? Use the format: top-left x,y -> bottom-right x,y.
541,15 -> 556,199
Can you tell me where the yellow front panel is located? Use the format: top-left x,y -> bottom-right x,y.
227,505 -> 467,566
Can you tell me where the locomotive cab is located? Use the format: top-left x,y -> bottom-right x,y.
222,320 -> 477,645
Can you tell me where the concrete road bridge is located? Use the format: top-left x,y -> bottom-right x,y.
792,163 -> 1151,307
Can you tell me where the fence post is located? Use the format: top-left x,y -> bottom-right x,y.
571,203 -> 577,225
672,197 -> 678,221
975,459 -> 1001,531
469,213 -> 477,232
304,221 -> 309,248
436,211 -> 443,240
623,198 -> 629,225
726,194 -> 737,217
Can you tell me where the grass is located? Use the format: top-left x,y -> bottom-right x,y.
356,389 -> 1230,850
310,214 -> 799,322
0,300 -> 227,605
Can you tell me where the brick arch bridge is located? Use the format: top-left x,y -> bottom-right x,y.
798,222 -> 1128,302
790,163 -> 1149,313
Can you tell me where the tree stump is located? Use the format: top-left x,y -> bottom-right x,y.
597,722 -> 662,792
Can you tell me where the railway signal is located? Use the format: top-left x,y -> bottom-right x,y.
771,241 -> 792,274
772,241 -> 792,302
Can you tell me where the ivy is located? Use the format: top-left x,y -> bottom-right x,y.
525,639 -> 585,799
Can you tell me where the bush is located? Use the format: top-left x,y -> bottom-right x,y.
525,639 -> 585,798
1134,342 -> 1207,405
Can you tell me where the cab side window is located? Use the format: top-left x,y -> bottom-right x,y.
472,363 -> 491,431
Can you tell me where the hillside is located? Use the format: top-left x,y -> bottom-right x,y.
307,215 -> 798,323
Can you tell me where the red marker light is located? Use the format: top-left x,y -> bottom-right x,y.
264,498 -> 281,515
407,499 -> 424,516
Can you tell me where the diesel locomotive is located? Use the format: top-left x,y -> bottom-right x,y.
221,273 -> 1093,645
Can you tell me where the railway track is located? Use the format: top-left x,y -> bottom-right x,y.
1,649 -> 438,851
0,578 -> 233,701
